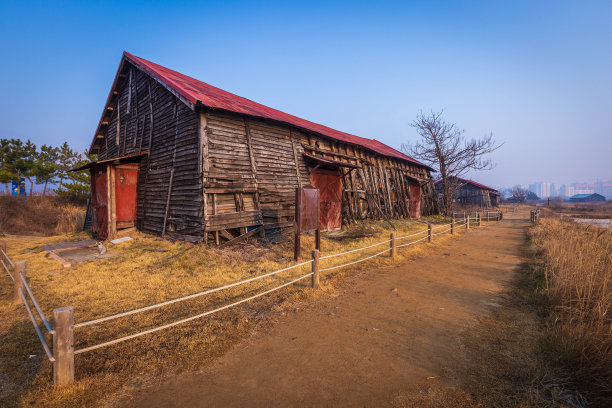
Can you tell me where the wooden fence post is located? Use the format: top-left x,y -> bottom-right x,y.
451,215 -> 455,235
311,249 -> 320,289
428,224 -> 432,243
466,216 -> 470,230
13,261 -> 26,304
53,307 -> 74,386
390,233 -> 396,257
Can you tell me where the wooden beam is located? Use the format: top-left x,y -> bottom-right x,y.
218,226 -> 264,248
47,251 -> 71,268
161,169 -> 175,237
290,130 -> 303,188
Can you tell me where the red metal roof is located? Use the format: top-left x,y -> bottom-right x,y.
436,176 -> 498,193
121,52 -> 432,170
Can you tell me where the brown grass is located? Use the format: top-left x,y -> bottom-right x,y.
0,216 -> 460,407
0,196 -> 86,236
530,218 -> 612,405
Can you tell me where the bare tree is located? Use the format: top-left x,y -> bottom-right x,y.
510,186 -> 529,203
403,110 -> 501,214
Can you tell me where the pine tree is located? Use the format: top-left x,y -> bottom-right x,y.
33,144 -> 59,195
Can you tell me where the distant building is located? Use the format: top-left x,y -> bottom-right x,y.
569,193 -> 605,203
436,176 -> 499,208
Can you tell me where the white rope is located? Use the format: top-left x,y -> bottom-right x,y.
319,239 -> 391,260
320,248 -> 390,272
74,272 -> 313,354
1,248 -> 14,268
396,235 -> 428,248
19,288 -> 54,362
432,228 -> 451,236
431,222 -> 452,231
396,229 -> 428,241
1,259 -> 14,281
20,273 -> 54,333
75,259 -> 313,328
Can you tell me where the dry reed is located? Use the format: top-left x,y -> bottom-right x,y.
530,218 -> 612,405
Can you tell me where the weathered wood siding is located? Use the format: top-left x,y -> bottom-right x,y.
201,110 -> 438,240
96,63 -> 202,241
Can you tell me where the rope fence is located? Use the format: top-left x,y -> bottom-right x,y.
19,288 -> 54,362
1,245 -> 15,281
74,258 -> 314,328
75,272 -> 314,355
1,208 -> 504,386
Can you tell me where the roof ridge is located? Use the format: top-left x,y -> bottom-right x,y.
119,52 -> 432,171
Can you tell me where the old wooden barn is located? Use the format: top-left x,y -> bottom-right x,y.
82,52 -> 439,243
436,176 -> 499,208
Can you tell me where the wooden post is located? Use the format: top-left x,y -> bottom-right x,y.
53,307 -> 74,386
466,216 -> 470,230
428,224 -> 432,243
311,249 -> 320,289
451,215 -> 455,235
390,232 -> 397,257
13,261 -> 26,304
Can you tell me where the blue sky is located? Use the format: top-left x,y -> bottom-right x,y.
1,0 -> 611,188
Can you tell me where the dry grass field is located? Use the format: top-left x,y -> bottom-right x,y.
0,196 -> 87,236
0,213 -> 455,408
530,216 -> 612,406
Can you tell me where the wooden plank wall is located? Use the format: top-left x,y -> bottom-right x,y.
201,111 -> 439,239
95,63 -> 202,241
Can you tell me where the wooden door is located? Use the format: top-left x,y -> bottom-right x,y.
91,167 -> 109,239
408,181 -> 422,218
310,169 -> 342,231
114,164 -> 138,229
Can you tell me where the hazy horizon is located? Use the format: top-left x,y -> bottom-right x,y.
1,1 -> 610,190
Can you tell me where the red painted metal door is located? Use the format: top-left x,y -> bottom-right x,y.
115,165 -> 138,229
408,181 -> 422,218
91,167 -> 108,240
310,169 -> 342,231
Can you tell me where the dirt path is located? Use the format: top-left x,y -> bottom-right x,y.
119,214 -> 528,407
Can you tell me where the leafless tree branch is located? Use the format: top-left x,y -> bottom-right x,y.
402,110 -> 502,214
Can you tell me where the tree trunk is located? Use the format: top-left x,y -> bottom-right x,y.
28,177 -> 34,196
4,183 -> 8,194
43,180 -> 48,196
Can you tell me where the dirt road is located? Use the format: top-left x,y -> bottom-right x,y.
119,215 -> 528,407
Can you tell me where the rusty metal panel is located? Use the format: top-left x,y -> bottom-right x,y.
91,167 -> 108,239
408,181 -> 422,218
115,164 -> 138,228
310,169 -> 342,231
298,187 -> 319,232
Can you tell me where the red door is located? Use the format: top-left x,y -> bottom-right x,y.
115,164 -> 138,229
91,167 -> 109,240
310,169 -> 342,231
408,181 -> 422,218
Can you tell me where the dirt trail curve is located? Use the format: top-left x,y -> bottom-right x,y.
119,213 -> 528,407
